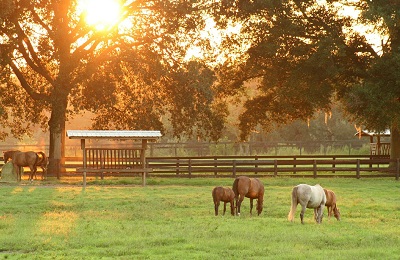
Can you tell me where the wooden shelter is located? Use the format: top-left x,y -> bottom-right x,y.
67,130 -> 162,187
355,130 -> 390,157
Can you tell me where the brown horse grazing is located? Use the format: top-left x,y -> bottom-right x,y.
323,189 -> 341,221
232,176 -> 264,216
212,186 -> 235,216
3,150 -> 42,181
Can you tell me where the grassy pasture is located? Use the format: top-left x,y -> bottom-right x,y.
0,177 -> 399,259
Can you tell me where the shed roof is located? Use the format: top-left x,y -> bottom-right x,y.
354,129 -> 390,137
66,130 -> 162,140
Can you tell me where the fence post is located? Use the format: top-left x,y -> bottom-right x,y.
293,157 -> 296,174
396,158 -> 399,181
356,159 -> 360,179
188,159 -> 192,178
176,158 -> 180,175
332,156 -> 336,173
214,157 -> 217,176
233,160 -> 236,177
313,160 -> 317,178
255,156 -> 258,174
274,160 -> 278,177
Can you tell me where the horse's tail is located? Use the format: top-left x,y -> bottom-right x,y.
36,152 -> 46,166
212,187 -> 218,204
232,178 -> 240,198
288,186 -> 298,222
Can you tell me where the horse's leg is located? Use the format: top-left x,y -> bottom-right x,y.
41,166 -> 46,180
29,165 -> 37,181
300,204 -> 306,224
15,165 -> 21,181
237,195 -> 244,216
317,205 -> 324,223
223,202 -> 227,216
235,197 -> 238,215
326,205 -> 331,220
249,198 -> 254,215
214,200 -> 220,216
314,207 -> 321,223
313,208 -> 318,222
13,163 -> 22,182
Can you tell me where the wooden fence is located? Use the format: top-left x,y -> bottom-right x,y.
1,155 -> 399,180
145,155 -> 399,179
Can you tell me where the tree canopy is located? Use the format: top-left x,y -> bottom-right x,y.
213,0 -> 400,160
0,0 -> 236,174
1,0 -> 400,173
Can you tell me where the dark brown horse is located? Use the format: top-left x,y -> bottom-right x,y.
232,176 -> 264,216
323,189 -> 341,221
3,150 -> 46,181
212,186 -> 235,216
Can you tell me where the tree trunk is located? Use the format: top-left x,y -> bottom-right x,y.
390,123 -> 400,169
47,95 -> 68,178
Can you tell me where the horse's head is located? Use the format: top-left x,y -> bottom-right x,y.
333,206 -> 341,221
3,151 -> 11,163
257,199 -> 263,215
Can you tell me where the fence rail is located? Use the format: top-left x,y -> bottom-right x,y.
144,155 -> 399,179
1,155 -> 399,180
0,139 -> 370,157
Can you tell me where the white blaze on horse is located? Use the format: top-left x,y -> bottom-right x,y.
288,184 -> 326,224
3,150 -> 48,181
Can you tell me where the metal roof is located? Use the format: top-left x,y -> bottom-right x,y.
355,129 -> 390,137
66,130 -> 162,140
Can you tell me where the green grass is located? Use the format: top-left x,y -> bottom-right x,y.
0,177 -> 399,259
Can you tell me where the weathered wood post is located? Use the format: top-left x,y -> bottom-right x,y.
313,160 -> 317,178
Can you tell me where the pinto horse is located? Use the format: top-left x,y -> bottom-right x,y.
3,150 -> 46,181
232,176 -> 264,216
323,189 -> 341,221
288,184 -> 326,224
212,186 -> 235,216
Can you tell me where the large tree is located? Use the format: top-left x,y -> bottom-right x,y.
215,0 -> 400,162
0,0 -> 228,175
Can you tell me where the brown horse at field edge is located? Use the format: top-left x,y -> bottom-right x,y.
3,150 -> 47,181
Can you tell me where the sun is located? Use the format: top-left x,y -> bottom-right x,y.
79,0 -> 122,30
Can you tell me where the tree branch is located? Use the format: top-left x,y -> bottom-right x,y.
14,22 -> 55,84
28,6 -> 53,38
8,59 -> 51,102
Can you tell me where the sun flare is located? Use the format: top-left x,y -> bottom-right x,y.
79,0 -> 122,30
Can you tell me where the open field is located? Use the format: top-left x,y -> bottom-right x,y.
0,177 -> 399,259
